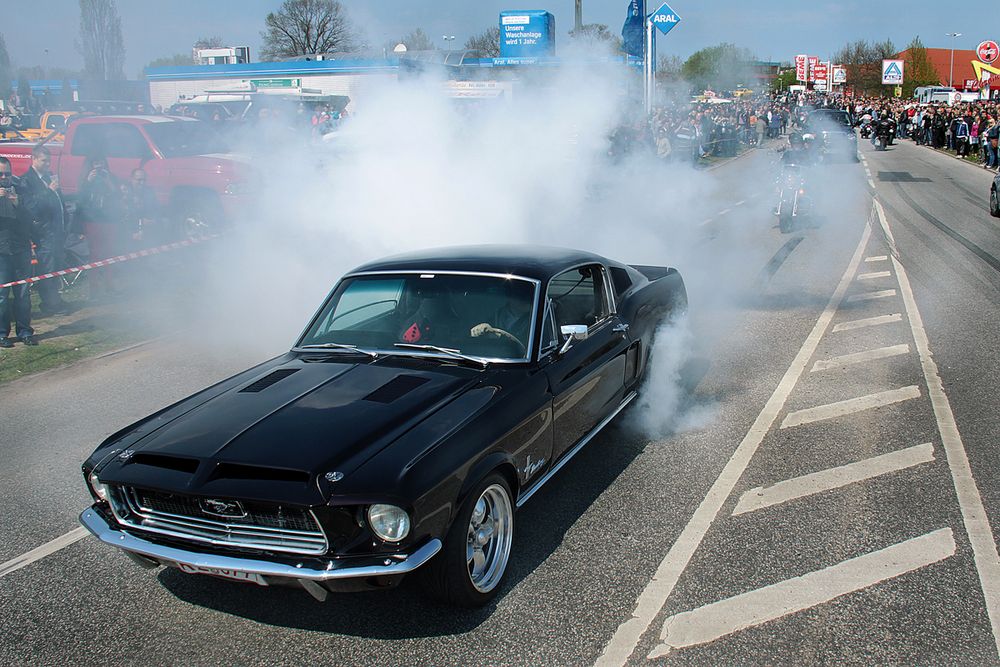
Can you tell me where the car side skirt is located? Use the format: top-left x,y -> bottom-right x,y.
516,390 -> 638,508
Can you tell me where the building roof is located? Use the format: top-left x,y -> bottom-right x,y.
893,48 -> 979,86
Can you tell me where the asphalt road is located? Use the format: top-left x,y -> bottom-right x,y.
2,136 -> 999,666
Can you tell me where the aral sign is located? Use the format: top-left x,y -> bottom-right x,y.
649,2 -> 682,35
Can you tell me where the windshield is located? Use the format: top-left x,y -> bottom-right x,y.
299,273 -> 538,361
809,110 -> 852,128
144,120 -> 229,157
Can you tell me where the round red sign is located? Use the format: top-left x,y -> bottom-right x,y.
977,40 -> 999,64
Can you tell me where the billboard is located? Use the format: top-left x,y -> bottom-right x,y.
881,59 -> 904,85
499,11 -> 555,58
795,55 -> 807,82
832,66 -> 847,84
807,56 -> 819,82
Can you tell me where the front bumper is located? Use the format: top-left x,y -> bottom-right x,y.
80,507 -> 441,586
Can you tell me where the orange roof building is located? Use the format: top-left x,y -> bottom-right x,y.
893,48 -> 981,88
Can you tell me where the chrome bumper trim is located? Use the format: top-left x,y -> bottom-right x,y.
80,508 -> 441,581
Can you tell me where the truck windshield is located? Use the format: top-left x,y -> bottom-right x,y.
144,121 -> 229,157
298,273 -> 538,361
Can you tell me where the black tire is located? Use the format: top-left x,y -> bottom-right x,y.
879,136 -> 887,151
991,187 -> 1000,218
423,473 -> 515,607
779,211 -> 794,233
171,190 -> 224,240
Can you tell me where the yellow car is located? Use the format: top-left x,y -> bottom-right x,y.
16,111 -> 77,142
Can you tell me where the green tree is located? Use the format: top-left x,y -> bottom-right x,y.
901,36 -> 939,97
399,28 -> 434,51
773,68 -> 797,91
0,34 -> 10,98
682,43 -> 757,92
142,54 -> 194,77
464,26 -> 500,57
567,23 -> 621,54
260,0 -> 357,60
78,0 -> 126,80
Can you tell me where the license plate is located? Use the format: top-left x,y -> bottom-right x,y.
176,562 -> 268,586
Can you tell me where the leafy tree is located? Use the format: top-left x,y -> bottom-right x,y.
901,36 -> 940,96
77,0 -> 126,80
0,34 -> 10,98
567,23 -> 621,54
464,26 -> 500,58
260,0 -> 357,60
682,43 -> 757,92
773,68 -> 797,91
399,28 -> 434,51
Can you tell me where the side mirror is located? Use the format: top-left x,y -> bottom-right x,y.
559,324 -> 588,355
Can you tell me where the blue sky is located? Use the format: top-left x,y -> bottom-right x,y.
3,1 -> 991,76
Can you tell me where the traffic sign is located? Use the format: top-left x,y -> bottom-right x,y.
881,59 -> 904,85
649,2 -> 681,35
977,40 -> 999,64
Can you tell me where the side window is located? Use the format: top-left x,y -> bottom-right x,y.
539,300 -> 558,353
70,125 -> 104,156
546,264 -> 610,330
103,124 -> 151,159
609,266 -> 632,303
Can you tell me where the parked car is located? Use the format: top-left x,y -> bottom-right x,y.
80,245 -> 687,606
991,171 -> 1000,218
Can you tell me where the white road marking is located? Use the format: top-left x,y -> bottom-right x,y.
865,255 -> 889,263
858,270 -> 891,280
810,343 -> 910,372
847,289 -> 896,303
732,442 -> 935,515
867,178 -> 877,188
781,386 -> 920,429
879,203 -> 1000,657
718,208 -> 732,215
699,218 -> 714,227
832,313 -> 902,332
733,199 -> 746,206
872,199 -> 900,258
0,527 -> 89,579
647,528 -> 956,658
594,224 -> 873,667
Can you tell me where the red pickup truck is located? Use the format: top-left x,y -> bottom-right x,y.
0,115 -> 252,232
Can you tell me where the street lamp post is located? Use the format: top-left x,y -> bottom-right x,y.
442,35 -> 456,51
946,32 -> 962,87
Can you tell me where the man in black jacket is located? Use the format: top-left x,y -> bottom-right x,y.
19,144 -> 69,315
0,157 -> 36,346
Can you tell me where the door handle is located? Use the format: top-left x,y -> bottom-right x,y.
612,323 -> 630,334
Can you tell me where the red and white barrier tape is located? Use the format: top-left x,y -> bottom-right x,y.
0,235 -> 219,289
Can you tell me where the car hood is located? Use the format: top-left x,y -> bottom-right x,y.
94,356 -> 483,504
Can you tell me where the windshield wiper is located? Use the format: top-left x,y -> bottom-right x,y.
295,342 -> 378,359
392,343 -> 488,368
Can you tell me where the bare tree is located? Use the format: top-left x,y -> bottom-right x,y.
78,0 -> 125,80
567,24 -> 621,55
0,34 -> 11,98
400,28 -> 434,51
260,0 -> 357,60
194,36 -> 225,50
464,26 -> 500,58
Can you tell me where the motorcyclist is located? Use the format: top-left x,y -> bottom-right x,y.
781,131 -> 813,166
875,111 -> 894,149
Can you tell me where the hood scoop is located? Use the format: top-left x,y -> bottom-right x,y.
363,375 -> 429,404
240,368 -> 300,393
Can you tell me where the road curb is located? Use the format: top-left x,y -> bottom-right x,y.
913,142 -> 998,179
0,336 -> 160,388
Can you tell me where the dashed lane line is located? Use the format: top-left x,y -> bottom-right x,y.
879,202 -> 1000,657
780,385 -> 920,429
832,313 -> 902,332
594,223 -> 873,667
0,527 -> 89,579
847,289 -> 896,303
732,442 -> 935,516
810,343 -> 910,372
646,528 -> 956,658
865,255 -> 889,263
858,270 -> 891,280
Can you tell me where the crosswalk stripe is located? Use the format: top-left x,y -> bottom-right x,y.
647,529 -> 956,658
864,255 -> 889,262
847,289 -> 897,302
857,271 -> 891,280
780,386 -> 920,429
733,443 -> 935,515
810,343 -> 910,372
832,313 -> 902,332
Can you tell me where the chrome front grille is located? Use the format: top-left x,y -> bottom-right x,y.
109,486 -> 328,556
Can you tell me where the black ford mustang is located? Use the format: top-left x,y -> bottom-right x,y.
81,245 -> 687,606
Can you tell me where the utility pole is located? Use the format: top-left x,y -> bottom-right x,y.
946,32 -> 961,87
575,0 -> 582,31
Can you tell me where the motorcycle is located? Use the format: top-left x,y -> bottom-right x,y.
859,118 -> 873,139
875,121 -> 892,151
775,164 -> 810,233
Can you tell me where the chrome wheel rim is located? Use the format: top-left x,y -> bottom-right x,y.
466,484 -> 513,593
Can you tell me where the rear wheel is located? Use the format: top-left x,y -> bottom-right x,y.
424,473 -> 514,607
991,187 -> 1000,218
172,190 -> 224,240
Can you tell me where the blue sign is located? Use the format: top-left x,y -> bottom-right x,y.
499,11 -> 556,58
621,0 -> 645,58
650,2 -> 681,35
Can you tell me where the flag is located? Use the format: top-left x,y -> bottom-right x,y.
621,0 -> 645,58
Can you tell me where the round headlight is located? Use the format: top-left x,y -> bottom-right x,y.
88,471 -> 109,502
367,504 -> 410,542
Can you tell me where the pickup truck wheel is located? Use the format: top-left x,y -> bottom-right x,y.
990,187 -> 1000,218
424,473 -> 514,607
172,192 -> 223,240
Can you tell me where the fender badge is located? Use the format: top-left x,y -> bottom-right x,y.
324,472 -> 344,482
118,449 -> 135,462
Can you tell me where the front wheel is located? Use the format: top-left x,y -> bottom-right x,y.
990,187 -> 1000,218
424,473 -> 515,607
779,210 -> 794,233
878,136 -> 887,151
